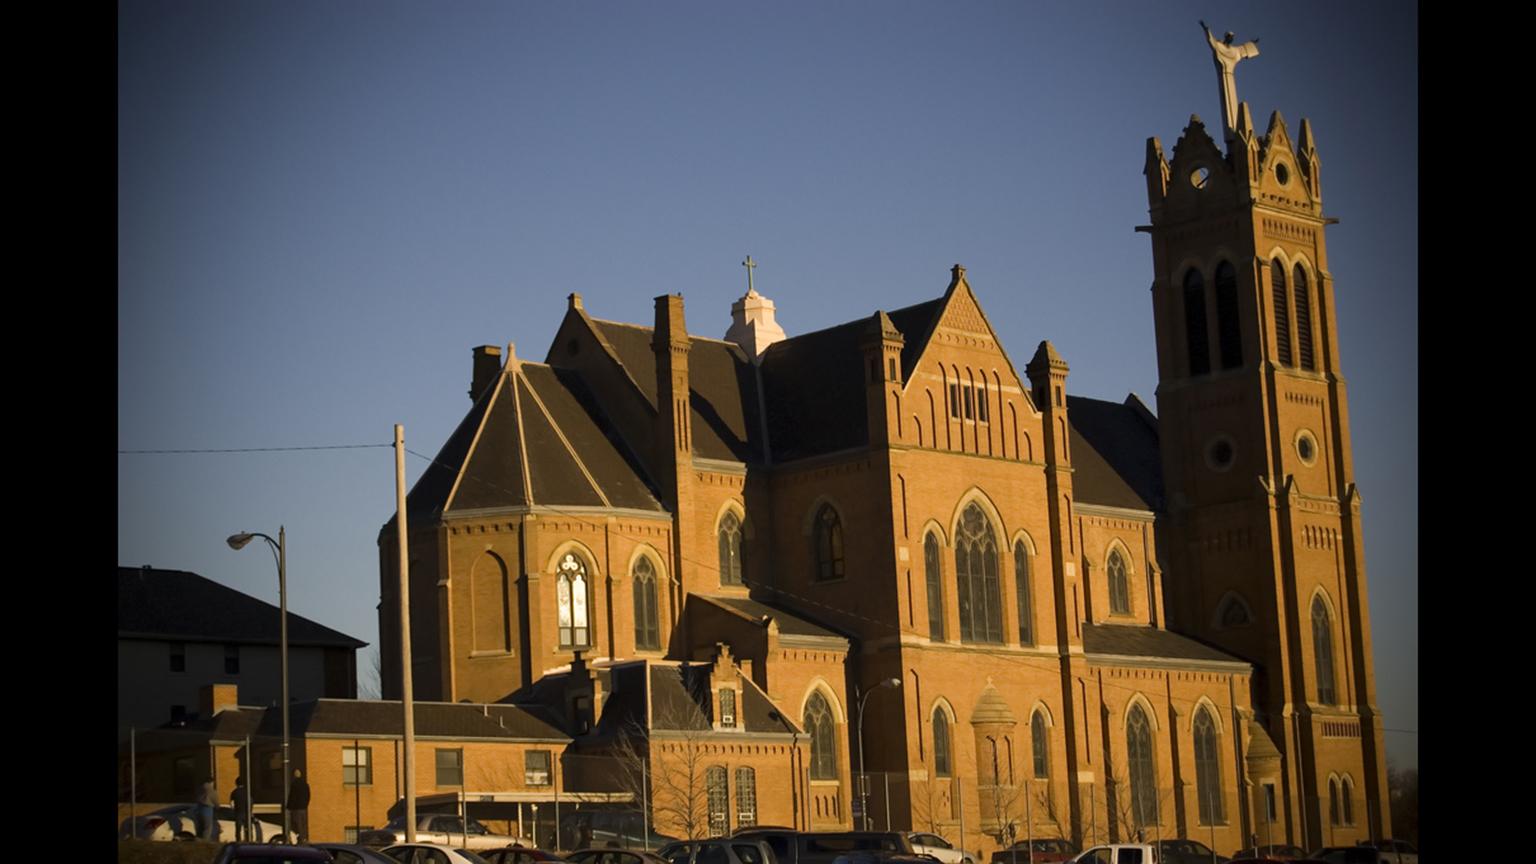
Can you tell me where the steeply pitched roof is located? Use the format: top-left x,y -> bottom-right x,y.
646,663 -> 783,733
406,357 -> 664,517
757,317 -> 869,461
1081,623 -> 1247,667
118,567 -> 366,648
1067,395 -> 1163,511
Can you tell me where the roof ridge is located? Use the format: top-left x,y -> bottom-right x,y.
515,372 -> 613,508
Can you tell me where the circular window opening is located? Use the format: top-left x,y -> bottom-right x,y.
1191,166 -> 1210,189
1275,163 -> 1290,186
1296,430 -> 1318,466
1205,436 -> 1236,472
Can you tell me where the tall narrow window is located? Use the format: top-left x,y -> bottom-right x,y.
1183,269 -> 1211,376
736,766 -> 758,828
1294,265 -> 1315,371
1031,710 -> 1049,780
719,689 -> 737,727
804,692 -> 836,779
718,511 -> 743,586
933,708 -> 953,777
1108,549 -> 1131,615
1215,260 -> 1243,370
955,502 -> 1002,643
557,553 -> 591,648
707,766 -> 729,836
976,383 -> 990,422
925,533 -> 945,640
1328,778 -> 1340,826
1193,707 -> 1224,824
948,383 -> 961,419
1015,540 -> 1034,646
1272,260 -> 1293,366
1342,777 -> 1355,825
813,504 -> 845,582
1127,705 -> 1157,828
1312,596 -> 1337,705
633,556 -> 660,651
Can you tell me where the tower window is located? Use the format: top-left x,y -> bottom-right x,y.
812,504 -> 845,583
933,707 -> 953,777
1015,540 -> 1034,646
963,385 -> 974,420
925,532 -> 945,640
1183,269 -> 1211,377
1272,260 -> 1292,366
948,383 -> 961,419
1294,265 -> 1315,371
556,552 -> 591,649
1031,710 -> 1049,780
955,503 -> 1003,643
804,691 -> 836,779
718,511 -> 744,586
975,383 -> 989,422
1215,260 -> 1243,370
1312,595 -> 1337,705
1108,549 -> 1131,615
633,556 -> 660,651
1193,706 -> 1224,825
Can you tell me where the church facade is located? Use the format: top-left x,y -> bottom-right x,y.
378,86 -> 1390,855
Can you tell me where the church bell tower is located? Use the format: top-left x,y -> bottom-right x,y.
1140,30 -> 1391,849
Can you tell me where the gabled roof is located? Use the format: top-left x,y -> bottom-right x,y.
646,663 -> 784,734
1082,623 -> 1248,667
118,567 -> 366,649
279,699 -> 569,741
1067,395 -> 1164,512
406,356 -> 664,517
697,595 -> 848,643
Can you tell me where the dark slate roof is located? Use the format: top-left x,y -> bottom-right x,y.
271,699 -> 568,741
702,595 -> 847,641
118,567 -> 366,648
588,320 -> 764,464
1067,395 -> 1164,511
757,317 -> 869,461
646,664 -> 783,733
407,359 -> 664,516
1081,623 -> 1247,666
887,297 -> 946,382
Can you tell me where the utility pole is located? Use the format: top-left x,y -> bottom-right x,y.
396,423 -> 417,842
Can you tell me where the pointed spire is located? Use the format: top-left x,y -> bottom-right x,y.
1145,136 -> 1170,202
1298,117 -> 1317,156
1235,102 -> 1256,143
950,263 -> 968,286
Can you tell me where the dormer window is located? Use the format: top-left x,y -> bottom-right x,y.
719,688 -> 737,727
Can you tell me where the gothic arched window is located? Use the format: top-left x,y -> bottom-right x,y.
933,707 -> 953,777
1312,595 -> 1337,705
1183,268 -> 1211,376
1127,704 -> 1157,828
1214,261 -> 1243,370
804,691 -> 836,780
1342,776 -> 1355,825
1328,777 -> 1340,827
633,556 -> 660,651
925,532 -> 945,640
1294,264 -> 1315,371
719,510 -> 743,586
1015,540 -> 1034,646
556,552 -> 591,649
1193,706 -> 1224,825
1031,710 -> 1049,780
1108,549 -> 1131,615
955,502 -> 1002,643
813,504 -> 845,583
1272,260 -> 1293,366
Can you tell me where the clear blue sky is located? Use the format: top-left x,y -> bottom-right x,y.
118,2 -> 1417,768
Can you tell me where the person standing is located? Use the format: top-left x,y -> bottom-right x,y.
287,768 -> 311,843
230,776 -> 251,842
195,776 -> 219,840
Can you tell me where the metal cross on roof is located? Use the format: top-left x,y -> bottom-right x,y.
742,255 -> 757,294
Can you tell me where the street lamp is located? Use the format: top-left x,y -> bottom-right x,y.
227,527 -> 289,840
855,677 -> 901,830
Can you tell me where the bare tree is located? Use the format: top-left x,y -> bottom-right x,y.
359,646 -> 383,700
609,704 -> 718,841
1098,766 -> 1175,846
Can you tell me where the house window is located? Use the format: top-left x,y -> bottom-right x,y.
1312,596 -> 1337,705
1272,260 -> 1292,366
224,644 -> 240,675
706,765 -> 729,837
1127,704 -> 1157,828
955,502 -> 1002,643
1031,710 -> 1049,780
1183,268 -> 1211,376
342,746 -> 372,786
736,766 -> 758,828
1015,540 -> 1034,646
525,750 -> 552,786
719,689 -> 737,727
556,553 -> 591,649
932,708 -> 953,777
1193,707 -> 1224,824
436,748 -> 463,787
169,643 -> 185,673
804,691 -> 836,780
633,556 -> 660,651
718,511 -> 744,586
1108,550 -> 1131,615
813,504 -> 845,583
924,532 -> 945,640
1215,260 -> 1243,370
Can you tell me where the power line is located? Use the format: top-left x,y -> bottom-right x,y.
118,443 -> 391,454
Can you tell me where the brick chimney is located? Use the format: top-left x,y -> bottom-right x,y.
200,683 -> 239,718
470,345 -> 503,402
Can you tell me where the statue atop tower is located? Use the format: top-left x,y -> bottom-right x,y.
1200,20 -> 1260,137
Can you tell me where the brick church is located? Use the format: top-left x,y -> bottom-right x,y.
379,54 -> 1391,857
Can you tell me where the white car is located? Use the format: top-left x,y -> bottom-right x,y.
362,815 -> 531,850
384,842 -> 498,864
905,832 -> 976,864
119,803 -> 292,842
1072,846 -> 1156,864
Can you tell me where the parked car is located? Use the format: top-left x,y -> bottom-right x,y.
990,839 -> 1080,864
385,842 -> 497,864
1233,848 -> 1307,862
658,839 -> 778,864
905,832 -> 975,864
213,844 -> 337,864
362,816 -> 531,850
1072,845 -> 1156,864
1306,849 -> 1388,864
315,842 -> 405,864
119,803 -> 291,843
1362,840 -> 1417,864
1154,840 -> 1228,864
732,830 -> 916,864
558,810 -> 679,851
482,849 -> 570,864
567,848 -> 674,864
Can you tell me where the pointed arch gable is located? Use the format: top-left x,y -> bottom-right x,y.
712,498 -> 751,538
948,487 -> 1008,542
621,542 -> 669,584
1122,692 -> 1161,732
470,550 -> 512,654
919,519 -> 950,548
1029,701 -> 1055,727
800,495 -> 847,535
797,678 -> 846,724
1212,590 -> 1254,629
1190,697 -> 1225,735
544,539 -> 602,577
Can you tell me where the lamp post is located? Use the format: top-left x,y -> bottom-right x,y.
227,527 -> 289,839
855,677 -> 901,830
